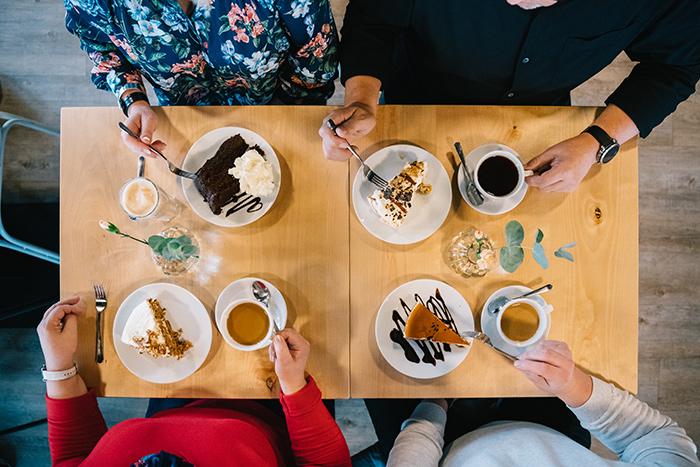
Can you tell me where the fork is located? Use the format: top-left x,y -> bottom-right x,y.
462,330 -> 517,362
94,284 -> 107,363
118,122 -> 198,180
326,119 -> 388,189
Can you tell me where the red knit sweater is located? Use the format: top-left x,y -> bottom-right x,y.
46,377 -> 351,466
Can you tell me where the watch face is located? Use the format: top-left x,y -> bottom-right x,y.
600,144 -> 620,164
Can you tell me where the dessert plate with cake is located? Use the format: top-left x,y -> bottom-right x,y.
352,144 -> 451,245
374,279 -> 474,379
113,283 -> 212,384
181,127 -> 281,227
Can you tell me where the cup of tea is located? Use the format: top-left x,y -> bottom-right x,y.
217,298 -> 274,351
496,297 -> 553,348
473,147 -> 532,202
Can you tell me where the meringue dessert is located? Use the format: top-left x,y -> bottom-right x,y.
228,149 -> 275,197
121,298 -> 192,360
368,161 -> 431,228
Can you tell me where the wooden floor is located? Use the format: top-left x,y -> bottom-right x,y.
1,0 -> 698,465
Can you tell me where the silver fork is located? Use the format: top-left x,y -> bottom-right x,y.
94,284 -> 107,363
462,330 -> 517,362
118,122 -> 198,180
326,119 -> 388,189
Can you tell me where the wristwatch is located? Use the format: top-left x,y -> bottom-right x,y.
119,91 -> 149,117
582,125 -> 620,164
41,363 -> 78,382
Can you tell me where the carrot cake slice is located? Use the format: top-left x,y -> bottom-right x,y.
404,302 -> 468,346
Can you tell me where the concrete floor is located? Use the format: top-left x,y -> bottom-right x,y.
1,0 -> 699,465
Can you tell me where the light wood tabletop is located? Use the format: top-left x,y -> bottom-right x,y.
60,106 -> 350,398
350,105 -> 638,398
60,104 -> 637,399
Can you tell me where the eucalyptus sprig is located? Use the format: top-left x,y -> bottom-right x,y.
99,220 -> 199,261
499,220 -> 576,273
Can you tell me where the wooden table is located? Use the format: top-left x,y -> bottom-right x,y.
60,105 -> 638,399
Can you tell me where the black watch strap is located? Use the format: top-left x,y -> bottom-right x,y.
582,125 -> 619,164
119,91 -> 149,117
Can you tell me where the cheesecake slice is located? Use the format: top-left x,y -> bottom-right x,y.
368,160 -> 429,228
404,303 -> 468,346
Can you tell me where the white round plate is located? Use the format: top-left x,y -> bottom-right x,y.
113,283 -> 212,384
352,144 -> 451,245
457,143 -> 527,216
480,285 -> 551,357
375,279 -> 474,379
181,127 -> 281,227
214,277 -> 288,351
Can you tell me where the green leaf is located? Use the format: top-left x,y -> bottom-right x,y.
532,242 -> 549,269
505,220 -> 524,246
559,242 -> 576,249
107,222 -> 120,234
182,245 -> 198,257
176,235 -> 192,245
218,22 -> 231,35
148,235 -> 166,253
499,246 -> 524,273
554,248 -> 575,262
535,229 -> 544,244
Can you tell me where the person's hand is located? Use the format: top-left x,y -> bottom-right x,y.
525,133 -> 599,192
37,296 -> 85,371
120,99 -> 166,158
268,328 -> 311,395
319,102 -> 376,161
514,340 -> 593,408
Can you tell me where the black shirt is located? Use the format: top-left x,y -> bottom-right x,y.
340,0 -> 700,137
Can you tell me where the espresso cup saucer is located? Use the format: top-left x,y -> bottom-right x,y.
457,143 -> 528,216
215,277 -> 287,348
480,285 -> 550,358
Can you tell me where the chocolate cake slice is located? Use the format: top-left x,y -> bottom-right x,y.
194,135 -> 248,215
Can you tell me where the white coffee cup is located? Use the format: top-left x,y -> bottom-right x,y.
216,298 -> 274,351
496,297 -> 553,348
473,147 -> 533,202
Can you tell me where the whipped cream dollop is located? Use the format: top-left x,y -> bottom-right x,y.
228,150 -> 275,197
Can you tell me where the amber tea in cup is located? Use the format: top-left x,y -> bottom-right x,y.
226,301 -> 271,346
499,301 -> 540,342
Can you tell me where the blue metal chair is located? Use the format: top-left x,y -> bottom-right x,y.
0,111 -> 60,264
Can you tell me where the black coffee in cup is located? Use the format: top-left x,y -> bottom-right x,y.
476,155 -> 519,197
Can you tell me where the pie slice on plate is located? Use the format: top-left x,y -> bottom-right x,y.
404,303 -> 468,346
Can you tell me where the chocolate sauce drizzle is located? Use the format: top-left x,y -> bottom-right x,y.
225,191 -> 264,216
389,288 -> 460,366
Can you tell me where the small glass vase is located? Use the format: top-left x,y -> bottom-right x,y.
447,226 -> 496,278
151,226 -> 199,276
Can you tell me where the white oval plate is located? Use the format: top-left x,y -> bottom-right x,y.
181,127 -> 281,227
113,283 -> 212,384
352,144 -> 451,245
214,277 -> 288,351
480,285 -> 552,357
457,143 -> 527,216
375,279 -> 474,379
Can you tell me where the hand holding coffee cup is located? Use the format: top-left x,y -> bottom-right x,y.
268,328 -> 310,395
218,298 -> 276,351
514,340 -> 594,408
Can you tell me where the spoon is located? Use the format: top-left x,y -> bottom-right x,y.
454,142 -> 485,206
487,283 -> 553,315
252,281 -> 281,333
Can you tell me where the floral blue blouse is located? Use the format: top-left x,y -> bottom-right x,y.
64,0 -> 339,105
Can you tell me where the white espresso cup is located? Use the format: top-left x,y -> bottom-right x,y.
473,146 -> 533,202
217,298 -> 275,351
496,297 -> 553,348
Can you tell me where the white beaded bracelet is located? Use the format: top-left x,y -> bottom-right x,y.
41,363 -> 78,382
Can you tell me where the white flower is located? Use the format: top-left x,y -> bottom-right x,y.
99,220 -> 110,231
